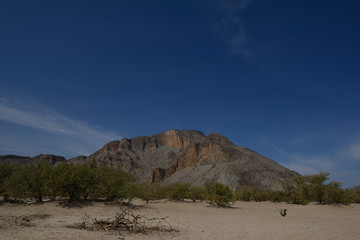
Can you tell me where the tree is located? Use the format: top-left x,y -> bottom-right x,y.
4,162 -> 51,203
289,175 -> 311,204
306,172 -> 329,204
325,181 -> 348,204
348,185 -> 360,203
52,162 -> 82,202
76,163 -> 101,200
98,166 -> 134,202
0,164 -> 15,196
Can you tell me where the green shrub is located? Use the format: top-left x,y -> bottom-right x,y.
325,181 -> 348,204
0,164 -> 16,196
306,172 -> 330,204
4,162 -> 50,203
234,186 -> 255,201
97,166 -> 135,202
51,162 -> 82,202
137,183 -> 166,203
268,191 -> 286,202
188,186 -> 207,202
165,183 -> 191,201
349,185 -> 360,203
206,182 -> 233,207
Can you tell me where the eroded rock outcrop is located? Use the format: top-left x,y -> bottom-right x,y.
70,129 -> 299,190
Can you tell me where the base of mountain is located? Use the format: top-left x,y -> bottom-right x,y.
1,163 -> 359,206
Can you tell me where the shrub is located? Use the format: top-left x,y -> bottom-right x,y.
187,186 -> 207,202
4,162 -> 50,203
325,181 -> 348,204
206,182 -> 233,207
137,183 -> 166,203
97,166 -> 135,202
234,186 -> 255,201
306,172 -> 330,204
268,191 -> 286,202
349,185 -> 360,203
0,164 -> 15,196
165,183 -> 191,201
51,162 -> 82,202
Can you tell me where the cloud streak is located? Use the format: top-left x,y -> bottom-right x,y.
0,98 -> 121,158
210,0 -> 253,55
348,143 -> 360,160
283,154 -> 335,176
256,131 -> 360,187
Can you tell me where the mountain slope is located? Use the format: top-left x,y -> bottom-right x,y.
70,129 -> 299,190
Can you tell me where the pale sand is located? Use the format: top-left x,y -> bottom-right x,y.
0,200 -> 359,240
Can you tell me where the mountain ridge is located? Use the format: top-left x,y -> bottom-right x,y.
0,129 -> 299,190
70,129 -> 299,190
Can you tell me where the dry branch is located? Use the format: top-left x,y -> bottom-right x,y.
67,207 -> 178,234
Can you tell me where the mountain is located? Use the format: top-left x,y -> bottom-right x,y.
0,154 -> 66,165
70,129 -> 299,190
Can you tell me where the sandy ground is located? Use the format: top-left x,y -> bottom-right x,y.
0,199 -> 359,240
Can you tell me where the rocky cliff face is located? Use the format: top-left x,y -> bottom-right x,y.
0,154 -> 66,165
70,129 -> 299,190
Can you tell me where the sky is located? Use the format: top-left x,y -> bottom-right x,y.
1,0 -> 360,188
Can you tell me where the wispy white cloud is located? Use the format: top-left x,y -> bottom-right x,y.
0,98 -> 121,158
210,0 -> 253,55
256,131 -> 360,187
347,143 -> 360,160
283,154 -> 335,175
256,132 -> 336,174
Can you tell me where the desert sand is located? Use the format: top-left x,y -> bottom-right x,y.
0,200 -> 359,240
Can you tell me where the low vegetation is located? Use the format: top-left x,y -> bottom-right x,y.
1,162 -> 359,206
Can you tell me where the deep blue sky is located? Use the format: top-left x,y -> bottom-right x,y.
1,0 -> 360,187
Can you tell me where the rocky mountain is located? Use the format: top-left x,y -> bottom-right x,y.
0,154 -> 66,165
70,129 -> 299,190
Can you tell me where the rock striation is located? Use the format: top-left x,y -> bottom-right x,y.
70,129 -> 299,190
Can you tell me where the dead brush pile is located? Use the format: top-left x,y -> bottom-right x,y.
67,207 -> 178,234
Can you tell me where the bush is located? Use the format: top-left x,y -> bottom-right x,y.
268,191 -> 286,202
187,186 -> 207,202
0,164 -> 15,196
137,183 -> 166,203
165,183 -> 191,201
349,185 -> 360,203
325,181 -> 348,204
306,172 -> 329,204
234,186 -> 255,201
51,162 -> 82,202
96,166 -> 135,202
206,182 -> 233,207
4,162 -> 50,203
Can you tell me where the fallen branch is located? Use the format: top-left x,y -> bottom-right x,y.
67,207 -> 178,234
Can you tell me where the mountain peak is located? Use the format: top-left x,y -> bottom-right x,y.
157,129 -> 206,138
71,129 -> 298,190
